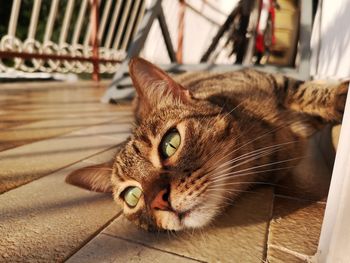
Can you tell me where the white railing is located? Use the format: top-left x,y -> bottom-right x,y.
0,0 -> 146,79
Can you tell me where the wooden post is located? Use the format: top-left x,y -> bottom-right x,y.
176,0 -> 185,64
91,0 -> 100,81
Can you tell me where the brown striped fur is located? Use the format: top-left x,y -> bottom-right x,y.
66,58 -> 348,231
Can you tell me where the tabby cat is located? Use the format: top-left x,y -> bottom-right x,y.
66,57 -> 348,231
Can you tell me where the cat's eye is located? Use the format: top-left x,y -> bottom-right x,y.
160,130 -> 181,158
123,186 -> 142,208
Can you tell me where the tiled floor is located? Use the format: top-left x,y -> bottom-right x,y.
0,81 -> 336,262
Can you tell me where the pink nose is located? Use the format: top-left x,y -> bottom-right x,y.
151,189 -> 170,210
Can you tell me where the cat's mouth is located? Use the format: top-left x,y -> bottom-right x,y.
167,194 -> 204,228
173,208 -> 191,221
153,203 -> 204,231
153,208 -> 192,231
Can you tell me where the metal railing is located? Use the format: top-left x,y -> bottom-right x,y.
0,0 -> 146,80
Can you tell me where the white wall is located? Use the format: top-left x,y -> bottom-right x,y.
310,0 -> 350,80
314,0 -> 350,262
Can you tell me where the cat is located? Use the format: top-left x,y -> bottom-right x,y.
66,57 -> 348,231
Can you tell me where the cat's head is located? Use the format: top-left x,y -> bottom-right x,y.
66,58 -> 261,231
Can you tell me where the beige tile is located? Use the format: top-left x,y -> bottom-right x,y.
0,122 -> 130,193
82,148 -> 121,165
0,119 -> 33,130
0,107 -> 109,120
66,233 -> 199,263
0,116 -> 127,151
0,80 -> 110,92
74,122 -> 132,139
267,197 -> 325,257
0,160 -> 120,262
0,103 -> 131,123
267,247 -> 310,263
103,187 -> 274,262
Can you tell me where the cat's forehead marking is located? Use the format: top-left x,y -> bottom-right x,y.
147,118 -> 173,169
149,135 -> 162,169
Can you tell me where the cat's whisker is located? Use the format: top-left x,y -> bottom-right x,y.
236,119 -> 302,151
231,123 -> 298,156
198,139 -> 237,173
210,166 -> 298,186
200,142 -> 288,182
208,181 -> 279,188
210,157 -> 303,181
205,134 -> 298,177
217,101 -> 244,121
208,187 -> 274,198
207,188 -> 256,195
198,121 -> 254,173
204,131 -> 246,165
229,140 -> 299,163
204,195 -> 234,207
211,142 -> 293,175
215,101 -> 228,118
191,227 -> 196,237
200,197 -> 230,209
83,168 -> 113,171
207,170 -> 296,194
205,150 -> 293,183
213,146 -> 279,171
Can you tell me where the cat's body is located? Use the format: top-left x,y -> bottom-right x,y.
67,58 -> 347,231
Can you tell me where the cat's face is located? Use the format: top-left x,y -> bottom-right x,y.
66,58 -> 305,231
111,100 -> 244,230
105,58 -> 262,231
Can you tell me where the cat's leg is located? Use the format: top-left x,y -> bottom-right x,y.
283,80 -> 348,122
235,69 -> 347,122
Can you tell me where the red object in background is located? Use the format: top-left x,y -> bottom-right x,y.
255,0 -> 276,54
177,0 -> 186,64
91,0 -> 100,82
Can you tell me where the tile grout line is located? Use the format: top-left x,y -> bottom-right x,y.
274,193 -> 327,204
264,190 -> 323,262
63,211 -> 124,262
0,116 -> 129,154
0,143 -> 125,196
263,186 -> 276,262
268,244 -> 315,262
102,232 -> 207,263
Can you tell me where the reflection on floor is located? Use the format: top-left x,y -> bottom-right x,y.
0,81 -> 336,262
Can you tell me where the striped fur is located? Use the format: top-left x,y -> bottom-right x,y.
67,58 -> 348,231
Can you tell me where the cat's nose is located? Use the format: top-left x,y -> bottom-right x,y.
151,188 -> 171,210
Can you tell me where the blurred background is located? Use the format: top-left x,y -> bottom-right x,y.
0,0 -> 311,82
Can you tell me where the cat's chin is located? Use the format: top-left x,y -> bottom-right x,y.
153,208 -> 214,231
153,210 -> 183,231
180,209 -> 213,229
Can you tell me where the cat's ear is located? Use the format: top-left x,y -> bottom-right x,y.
129,57 -> 192,117
65,161 -> 113,193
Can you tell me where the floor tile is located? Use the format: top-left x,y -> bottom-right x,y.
66,233 -> 200,263
0,121 -> 131,193
0,160 -> 120,263
103,187 -> 274,262
82,148 -> 121,165
267,247 -> 312,263
0,116 -> 129,152
267,196 -> 325,257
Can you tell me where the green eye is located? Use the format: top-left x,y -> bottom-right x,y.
160,130 -> 181,158
123,187 -> 142,208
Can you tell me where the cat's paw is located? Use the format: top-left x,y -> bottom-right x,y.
333,81 -> 349,122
